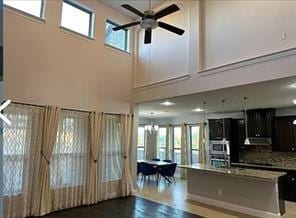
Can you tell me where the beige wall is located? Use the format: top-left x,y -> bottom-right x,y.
133,0 -> 296,101
204,0 -> 296,68
4,0 -> 133,113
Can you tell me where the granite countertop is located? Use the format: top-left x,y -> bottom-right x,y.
178,164 -> 286,181
231,162 -> 296,171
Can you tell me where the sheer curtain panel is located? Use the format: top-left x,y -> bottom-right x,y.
3,103 -> 45,218
51,110 -> 89,211
100,115 -> 123,200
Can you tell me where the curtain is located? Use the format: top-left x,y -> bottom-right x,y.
199,122 -> 206,164
165,125 -> 171,160
35,106 -> 61,216
99,115 -> 123,200
3,102 -> 132,217
180,123 -> 188,179
120,114 -> 133,197
3,103 -> 45,218
145,129 -> 157,160
51,110 -> 89,211
85,112 -> 104,205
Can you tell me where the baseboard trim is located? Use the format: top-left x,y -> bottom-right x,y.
187,193 -> 281,218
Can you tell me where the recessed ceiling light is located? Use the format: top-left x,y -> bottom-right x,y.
293,99 -> 296,105
192,108 -> 204,112
160,100 -> 174,106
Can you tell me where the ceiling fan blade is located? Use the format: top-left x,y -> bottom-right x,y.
158,21 -> 185,35
154,4 -> 180,20
144,30 -> 152,44
112,21 -> 141,31
121,4 -> 144,17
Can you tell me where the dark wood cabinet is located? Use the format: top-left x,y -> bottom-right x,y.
209,119 -> 239,163
273,116 -> 296,152
246,109 -> 275,138
281,172 -> 296,201
209,119 -> 232,140
236,119 -> 246,150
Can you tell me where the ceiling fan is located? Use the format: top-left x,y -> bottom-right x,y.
112,2 -> 185,44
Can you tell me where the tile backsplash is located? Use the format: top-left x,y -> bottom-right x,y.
239,146 -> 296,167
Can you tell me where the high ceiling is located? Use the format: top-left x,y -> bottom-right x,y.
101,0 -> 165,19
139,76 -> 296,118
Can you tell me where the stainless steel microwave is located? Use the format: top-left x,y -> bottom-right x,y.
209,140 -> 230,155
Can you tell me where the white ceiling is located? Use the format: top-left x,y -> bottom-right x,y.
139,76 -> 296,118
101,0 -> 165,19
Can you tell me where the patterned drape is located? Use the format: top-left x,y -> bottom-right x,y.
3,103 -> 45,218
51,110 -> 89,211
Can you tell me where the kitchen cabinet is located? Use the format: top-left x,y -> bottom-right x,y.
281,172 -> 296,201
236,119 -> 246,150
246,109 -> 275,138
209,119 -> 232,140
273,116 -> 296,152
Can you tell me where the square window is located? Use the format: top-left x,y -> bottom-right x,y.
4,0 -> 45,18
105,20 -> 129,52
61,0 -> 93,37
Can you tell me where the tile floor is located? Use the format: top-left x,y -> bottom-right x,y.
135,177 -> 296,218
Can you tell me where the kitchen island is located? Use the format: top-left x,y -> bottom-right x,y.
179,164 -> 286,218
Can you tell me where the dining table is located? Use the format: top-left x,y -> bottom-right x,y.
137,160 -> 174,167
137,160 -> 176,184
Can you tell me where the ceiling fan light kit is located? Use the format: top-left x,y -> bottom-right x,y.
113,3 -> 185,44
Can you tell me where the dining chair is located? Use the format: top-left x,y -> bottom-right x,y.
158,163 -> 177,184
151,158 -> 160,161
162,160 -> 173,163
139,162 -> 158,183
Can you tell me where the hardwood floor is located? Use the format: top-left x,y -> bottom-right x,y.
136,177 -> 296,218
36,196 -> 201,218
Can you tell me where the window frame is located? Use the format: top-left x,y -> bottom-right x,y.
4,0 -> 46,22
60,0 -> 95,39
189,125 -> 200,164
105,19 -> 130,53
137,125 -> 145,160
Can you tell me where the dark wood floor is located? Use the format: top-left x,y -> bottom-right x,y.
35,196 -> 202,218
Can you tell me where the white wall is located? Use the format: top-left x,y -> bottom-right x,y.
4,0 -> 134,113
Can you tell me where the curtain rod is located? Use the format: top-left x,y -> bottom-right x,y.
10,101 -> 131,116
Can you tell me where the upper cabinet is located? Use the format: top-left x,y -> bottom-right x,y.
246,109 -> 275,138
209,119 -> 233,140
273,116 -> 296,152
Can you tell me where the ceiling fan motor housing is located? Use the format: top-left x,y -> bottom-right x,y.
140,11 -> 158,30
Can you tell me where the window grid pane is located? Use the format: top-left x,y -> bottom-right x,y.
4,0 -> 43,18
105,20 -> 129,52
61,1 -> 92,37
157,127 -> 166,159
